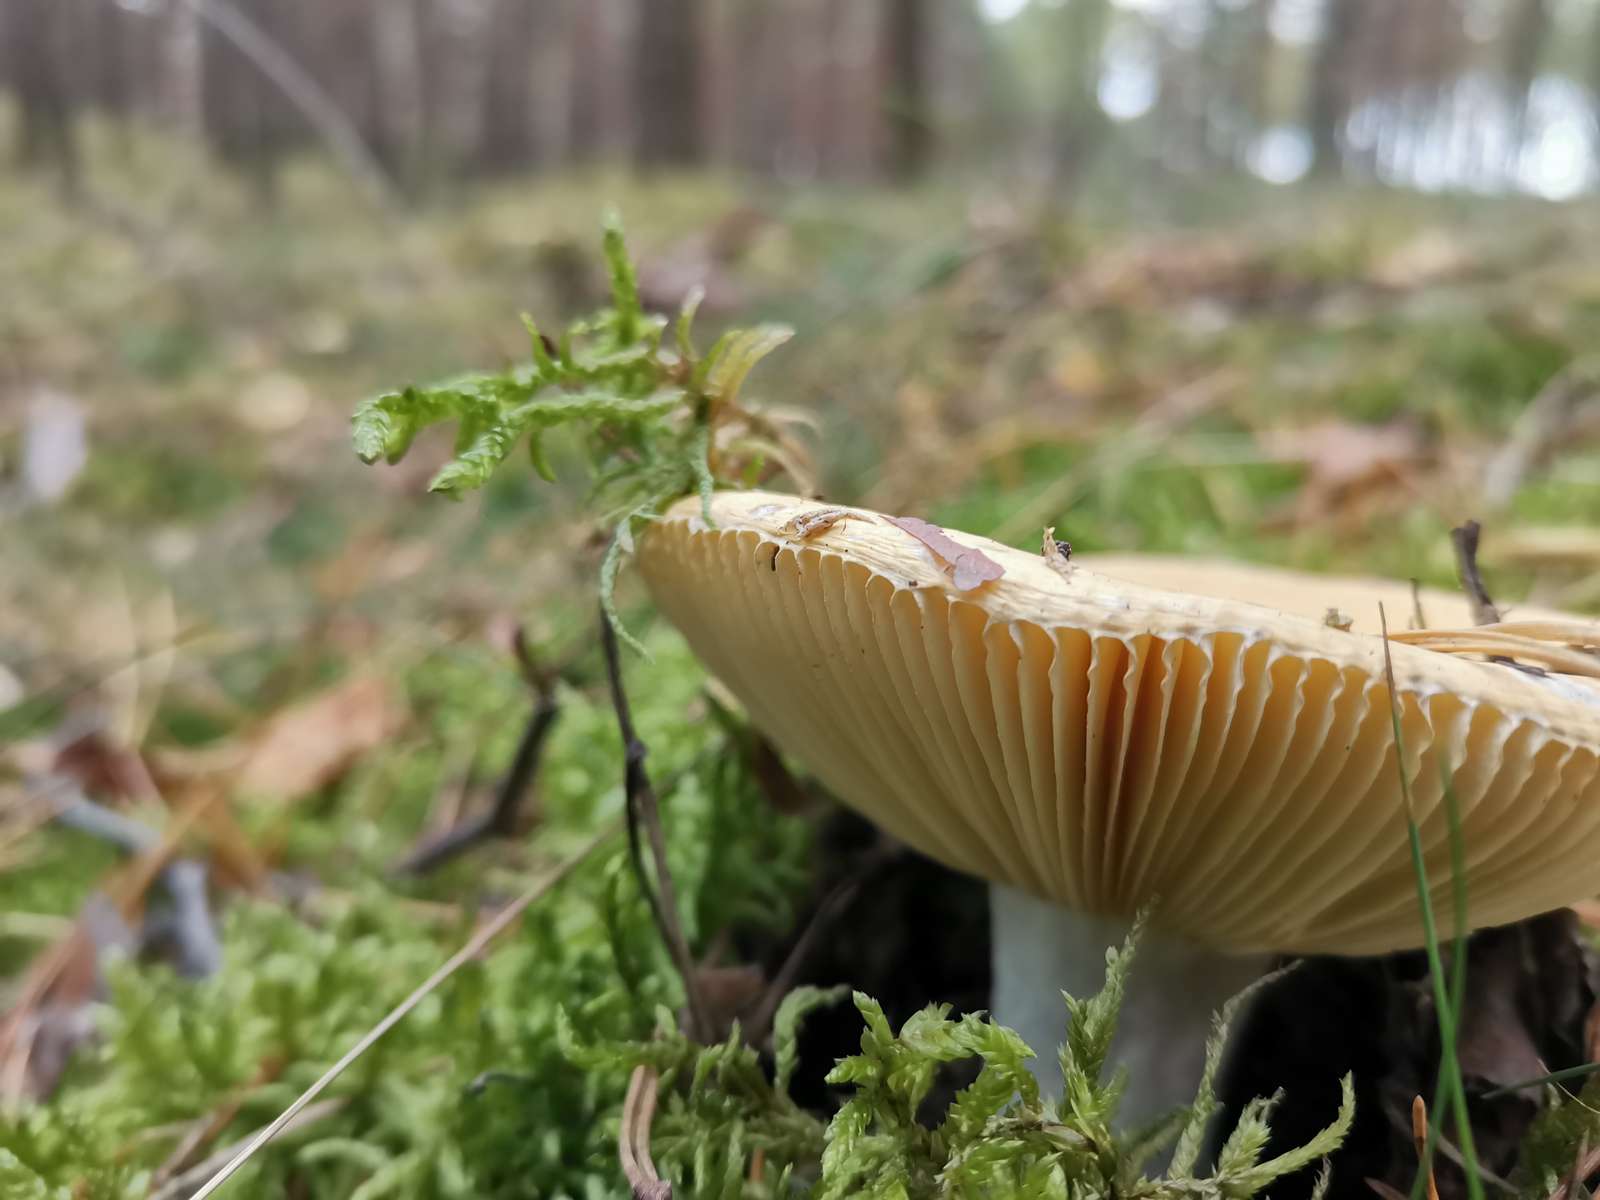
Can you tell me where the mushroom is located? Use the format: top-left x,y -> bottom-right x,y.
637,489 -> 1600,1128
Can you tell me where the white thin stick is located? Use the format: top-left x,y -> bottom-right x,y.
189,822 -> 618,1198
182,0 -> 399,211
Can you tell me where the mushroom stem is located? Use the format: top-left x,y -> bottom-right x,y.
989,884 -> 1269,1133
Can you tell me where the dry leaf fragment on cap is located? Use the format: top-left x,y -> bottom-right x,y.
1041,527 -> 1073,580
883,514 -> 1005,591
784,508 -> 852,540
639,488 -> 1600,1129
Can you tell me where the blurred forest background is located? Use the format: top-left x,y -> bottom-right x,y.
5,0 -> 1599,202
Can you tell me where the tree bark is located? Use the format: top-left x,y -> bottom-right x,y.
370,0 -> 425,190
1308,0 -> 1361,176
5,0 -> 81,194
880,0 -> 929,181
568,0 -> 607,161
1503,0 -> 1550,170
479,0 -> 540,172
1048,0 -> 1110,198
164,0 -> 206,141
634,0 -> 703,166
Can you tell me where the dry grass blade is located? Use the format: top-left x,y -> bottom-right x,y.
619,1065 -> 672,1199
1388,628 -> 1600,678
149,1057 -> 285,1187
148,1098 -> 347,1200
187,820 -> 618,1199
1551,1139 -> 1600,1200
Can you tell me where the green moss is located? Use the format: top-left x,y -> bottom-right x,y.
72,438 -> 250,523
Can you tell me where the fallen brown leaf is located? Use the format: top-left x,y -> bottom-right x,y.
236,676 -> 404,802
1260,418 -> 1425,528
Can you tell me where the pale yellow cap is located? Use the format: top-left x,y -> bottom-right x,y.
638,490 -> 1600,956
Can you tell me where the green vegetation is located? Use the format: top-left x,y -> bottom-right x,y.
10,154 -> 1600,1197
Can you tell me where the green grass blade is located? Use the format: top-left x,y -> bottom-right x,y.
1380,605 -> 1483,1200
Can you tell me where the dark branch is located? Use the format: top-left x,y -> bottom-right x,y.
745,837 -> 903,1047
394,629 -> 562,875
47,780 -> 221,978
1450,521 -> 1501,626
599,606 -> 711,1044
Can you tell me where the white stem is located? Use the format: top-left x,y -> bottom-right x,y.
989,884 -> 1269,1134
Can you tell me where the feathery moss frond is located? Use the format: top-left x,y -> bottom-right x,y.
352,219 -> 797,643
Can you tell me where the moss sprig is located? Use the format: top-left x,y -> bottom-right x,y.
352,214 -> 801,651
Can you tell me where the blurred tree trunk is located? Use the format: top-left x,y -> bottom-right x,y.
880,0 -> 930,181
634,0 -> 702,165
732,0 -> 780,171
164,0 -> 206,142
932,0 -> 995,176
570,0 -> 624,161
1503,0 -> 1549,168
371,0 -> 425,191
1590,5 -> 1600,169
1308,0 -> 1360,175
479,0 -> 539,172
201,0 -> 286,205
90,1 -> 132,141
1048,0 -> 1110,197
5,0 -> 80,195
1203,0 -> 1273,168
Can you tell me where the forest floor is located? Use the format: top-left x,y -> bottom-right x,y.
8,146 -> 1600,1197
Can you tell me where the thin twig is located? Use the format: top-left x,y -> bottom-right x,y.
1451,521 -> 1501,626
620,1065 -> 672,1199
395,632 -> 562,874
48,782 -> 221,977
186,820 -> 618,1199
1482,359 -> 1600,511
180,0 -> 398,210
744,839 -> 903,1046
599,608 -> 711,1043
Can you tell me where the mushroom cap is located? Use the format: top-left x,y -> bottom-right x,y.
638,490 -> 1600,956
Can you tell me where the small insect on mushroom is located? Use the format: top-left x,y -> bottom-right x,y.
639,489 -> 1600,1130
